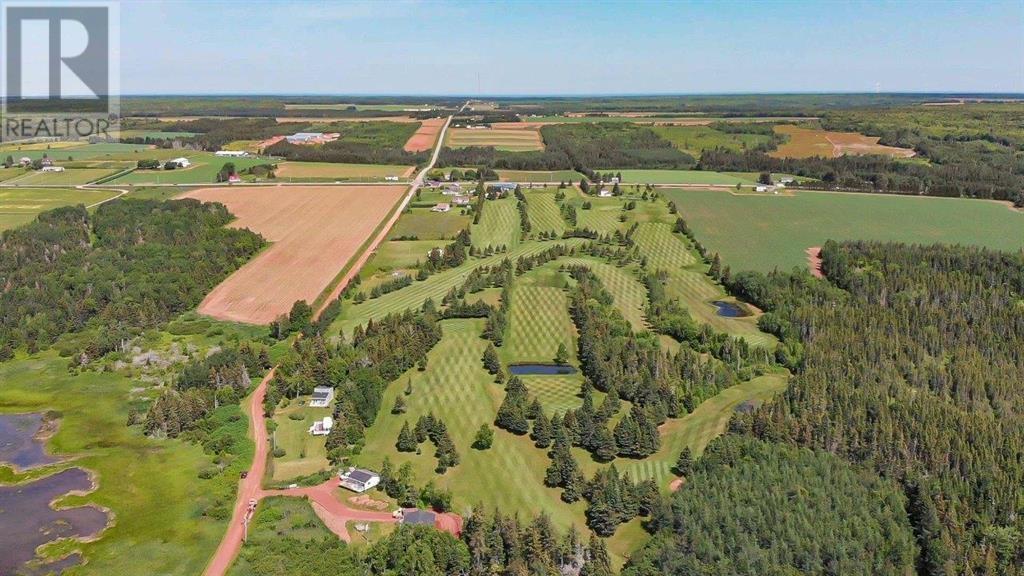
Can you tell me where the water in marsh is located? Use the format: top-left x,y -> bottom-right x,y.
508,364 -> 577,375
0,467 -> 108,575
0,413 -> 59,470
712,300 -> 749,318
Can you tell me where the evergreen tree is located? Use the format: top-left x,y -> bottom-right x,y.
674,446 -> 693,477
554,342 -> 569,365
593,426 -> 616,462
482,343 -> 502,375
391,395 -> 407,414
473,424 -> 494,450
396,420 -> 417,452
581,535 -> 613,576
532,411 -> 552,448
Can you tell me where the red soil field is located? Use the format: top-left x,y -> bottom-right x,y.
403,117 -> 447,152
181,185 -> 406,324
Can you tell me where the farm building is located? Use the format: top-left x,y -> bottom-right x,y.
19,157 -> 31,166
432,203 -> 451,213
286,132 -> 340,145
308,416 -> 333,436
309,386 -> 334,407
170,157 -> 191,168
40,158 -> 53,167
215,150 -> 249,157
598,189 -> 613,198
41,166 -> 65,172
492,183 -> 516,193
339,468 -> 380,493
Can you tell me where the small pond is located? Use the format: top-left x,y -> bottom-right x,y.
0,412 -> 60,470
508,364 -> 577,376
0,467 -> 109,575
712,300 -> 750,318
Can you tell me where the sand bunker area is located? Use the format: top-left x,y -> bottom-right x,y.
181,185 -> 406,324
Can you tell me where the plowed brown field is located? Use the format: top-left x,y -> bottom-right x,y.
181,185 -> 406,324
403,117 -> 447,152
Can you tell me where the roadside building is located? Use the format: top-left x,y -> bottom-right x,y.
41,166 -> 65,172
170,157 -> 191,168
452,195 -> 471,206
598,189 -> 613,198
339,468 -> 381,493
215,150 -> 249,157
385,175 -> 400,182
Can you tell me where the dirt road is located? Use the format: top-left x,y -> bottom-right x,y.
314,114 -> 453,318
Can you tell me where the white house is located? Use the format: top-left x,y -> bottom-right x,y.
755,185 -> 769,193
452,195 -> 471,206
309,386 -> 334,408
18,157 -> 31,166
170,157 -> 191,168
41,166 -> 65,172
384,175 -> 399,182
432,203 -> 451,213
309,416 -> 333,436
339,468 -> 380,493
215,150 -> 249,157
598,189 -> 613,198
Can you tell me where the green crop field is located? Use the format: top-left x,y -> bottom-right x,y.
497,170 -> 586,182
109,154 -> 272,185
612,169 -> 757,186
6,167 -> 121,186
0,187 -> 122,232
274,161 -> 413,181
471,196 -> 520,249
1,143 -> 156,161
0,351 -> 247,576
663,188 -> 1024,273
525,190 -> 566,235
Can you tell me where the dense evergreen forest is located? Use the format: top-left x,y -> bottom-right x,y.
0,200 -> 264,360
627,241 -> 1024,575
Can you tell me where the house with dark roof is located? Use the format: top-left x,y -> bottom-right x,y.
309,386 -> 334,408
339,468 -> 380,493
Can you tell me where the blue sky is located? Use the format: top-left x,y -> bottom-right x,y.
120,0 -> 1024,95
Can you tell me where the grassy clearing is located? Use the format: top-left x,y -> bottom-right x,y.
446,128 -> 544,151
666,268 -> 776,348
652,125 -> 773,156
0,188 -> 121,232
4,143 -> 155,161
269,398 -> 332,482
471,196 -> 520,249
663,188 -> 1024,273
0,352 -> 245,576
497,170 -> 586,182
612,169 -> 757,186
274,161 -> 413,181
525,190 -> 566,235
227,497 -> 336,576
7,168 -> 119,186
363,240 -> 446,277
388,207 -> 471,241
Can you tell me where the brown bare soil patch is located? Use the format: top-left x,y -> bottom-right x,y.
806,246 -> 824,278
771,125 -> 916,159
347,494 -> 389,510
669,477 -> 686,492
403,117 -> 447,152
181,185 -> 406,324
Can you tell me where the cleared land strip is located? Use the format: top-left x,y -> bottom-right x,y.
181,185 -> 406,324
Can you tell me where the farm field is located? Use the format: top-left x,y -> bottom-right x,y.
0,351 -> 247,576
498,115 -> 807,126
497,169 -> 587,182
109,154 -> 273,185
663,188 -> 1024,273
274,161 -> 414,181
269,398 -> 332,482
403,117 -> 447,152
180,185 -> 406,324
1,142 -> 156,161
5,167 -> 121,186
446,127 -> 544,151
770,124 -> 917,159
611,169 -> 757,186
0,187 -> 122,231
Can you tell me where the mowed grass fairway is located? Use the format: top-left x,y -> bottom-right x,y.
446,127 -> 544,151
0,352 -> 245,575
0,188 -> 121,232
274,161 -> 414,181
663,188 -> 1024,273
356,318 -> 589,531
505,266 -> 576,364
388,207 -> 471,241
472,196 -> 521,249
525,190 -> 566,235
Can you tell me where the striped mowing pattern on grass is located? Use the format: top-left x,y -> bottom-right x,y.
472,196 -> 520,250
576,208 -> 622,235
560,257 -> 649,333
520,374 -> 584,415
506,285 -> 575,363
667,269 -> 777,349
335,239 -> 588,334
525,192 -> 566,235
632,222 -> 698,269
356,318 -> 589,533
